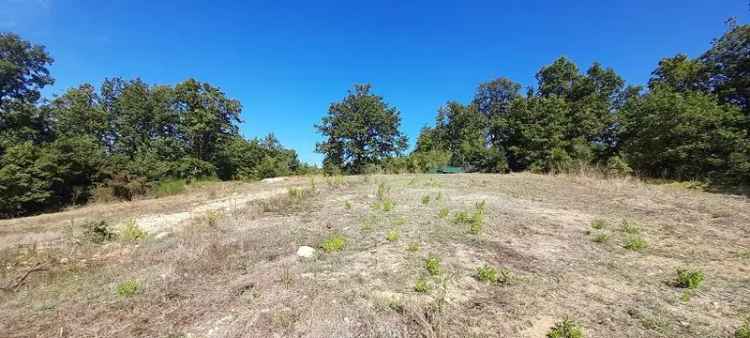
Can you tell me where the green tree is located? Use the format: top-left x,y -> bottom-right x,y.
619,87 -> 748,183
0,33 -> 55,153
700,23 -> 750,114
315,84 -> 407,173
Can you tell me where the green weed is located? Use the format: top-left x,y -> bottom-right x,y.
425,255 -> 441,276
547,318 -> 584,338
121,220 -> 147,241
386,229 -> 399,242
116,280 -> 141,297
320,234 -> 347,253
414,277 -> 430,293
674,269 -> 704,289
623,235 -> 647,251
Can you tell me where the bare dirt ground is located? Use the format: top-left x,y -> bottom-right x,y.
1,173 -> 749,337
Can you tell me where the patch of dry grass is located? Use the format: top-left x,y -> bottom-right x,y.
1,173 -> 749,337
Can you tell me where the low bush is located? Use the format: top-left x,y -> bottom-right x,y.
414,277 -> 430,293
547,318 -> 584,338
116,280 -> 141,297
386,229 -> 399,242
321,234 -> 347,253
425,255 -> 441,276
736,318 -> 750,338
623,235 -> 647,251
592,233 -> 609,243
674,269 -> 704,289
121,220 -> 148,241
82,220 -> 117,244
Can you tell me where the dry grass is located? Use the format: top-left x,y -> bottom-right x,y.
1,173 -> 749,337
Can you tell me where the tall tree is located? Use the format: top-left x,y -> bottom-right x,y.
700,24 -> 750,114
315,84 -> 407,173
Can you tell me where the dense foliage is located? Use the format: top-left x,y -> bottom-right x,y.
0,33 -> 303,217
413,24 -> 750,186
316,84 -> 408,174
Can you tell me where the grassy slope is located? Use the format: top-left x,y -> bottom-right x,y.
1,173 -> 749,337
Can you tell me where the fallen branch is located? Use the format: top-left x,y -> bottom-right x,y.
1,263 -> 49,292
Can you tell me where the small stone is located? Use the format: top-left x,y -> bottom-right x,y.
296,246 -> 315,258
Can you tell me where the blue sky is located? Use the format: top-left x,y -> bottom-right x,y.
3,0 -> 748,164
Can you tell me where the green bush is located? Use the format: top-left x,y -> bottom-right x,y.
414,277 -> 430,293
621,220 -> 640,234
425,255 -> 441,276
547,319 -> 584,338
386,229 -> 399,242
321,234 -> 347,253
623,235 -> 647,251
82,220 -> 118,244
121,220 -> 148,241
476,265 -> 498,283
674,269 -> 704,289
736,318 -> 750,338
116,280 -> 141,297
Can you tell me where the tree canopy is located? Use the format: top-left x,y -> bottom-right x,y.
316,84 -> 408,173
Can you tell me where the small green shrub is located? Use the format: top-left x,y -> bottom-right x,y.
592,233 -> 609,243
414,277 -> 430,293
674,269 -> 704,289
476,265 -> 497,283
736,318 -> 750,338
454,208 -> 483,235
421,195 -> 431,205
425,255 -> 441,276
382,199 -> 395,212
121,220 -> 147,241
591,219 -> 607,230
83,220 -> 117,244
623,235 -> 647,251
116,280 -> 141,297
438,208 -> 449,219
321,234 -> 347,253
344,201 -> 352,209
407,242 -> 420,252
206,210 -> 222,227
621,220 -> 640,234
547,319 -> 584,338
386,229 -> 399,242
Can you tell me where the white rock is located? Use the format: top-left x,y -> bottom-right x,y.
296,246 -> 316,258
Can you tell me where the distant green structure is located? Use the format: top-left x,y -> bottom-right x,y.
430,165 -> 465,174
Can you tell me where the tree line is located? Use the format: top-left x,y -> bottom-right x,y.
316,23 -> 750,188
2,22 -> 748,217
0,33 -> 307,217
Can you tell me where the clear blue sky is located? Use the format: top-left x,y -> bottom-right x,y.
3,0 -> 748,164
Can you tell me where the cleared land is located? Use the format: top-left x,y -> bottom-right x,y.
1,173 -> 749,337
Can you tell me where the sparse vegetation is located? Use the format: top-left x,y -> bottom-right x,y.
454,203 -> 484,235
414,277 -> 430,293
438,207 -> 450,219
120,220 -> 147,241
116,280 -> 142,297
206,210 -> 222,227
320,234 -> 347,253
591,219 -> 607,230
407,242 -> 420,252
736,318 -> 750,338
674,269 -> 704,289
82,220 -> 118,244
421,195 -> 431,205
621,220 -> 640,234
476,265 -> 497,283
425,255 -> 441,276
547,318 -> 584,338
623,235 -> 647,251
386,229 -> 399,241
592,233 -> 609,243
